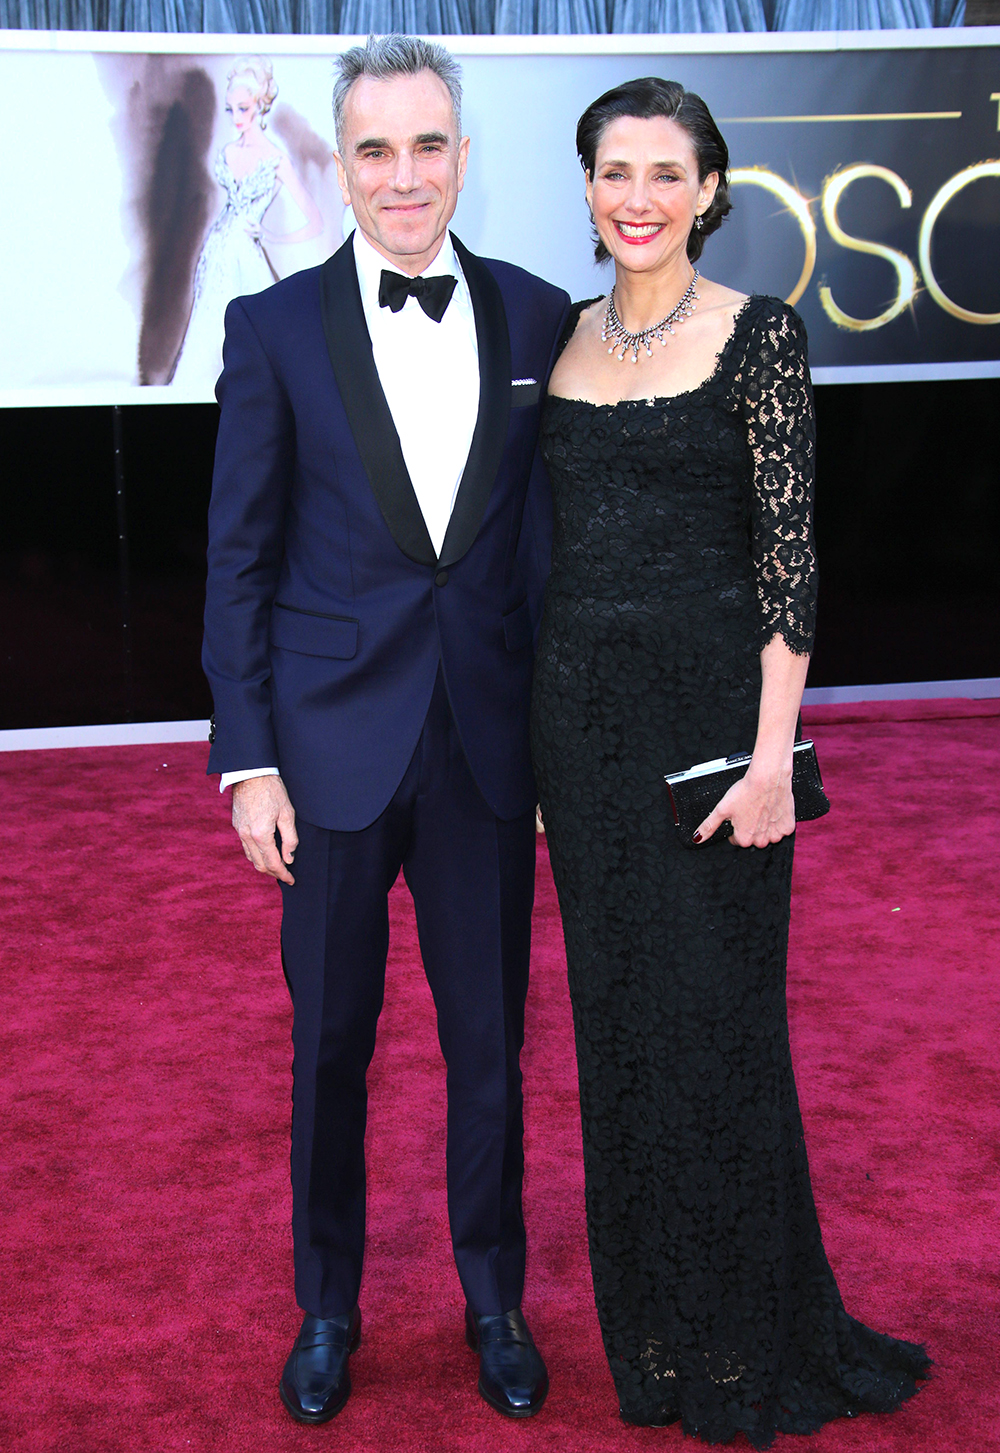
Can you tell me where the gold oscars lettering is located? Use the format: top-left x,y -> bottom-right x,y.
731,157 -> 1000,329
818,166 -> 918,332
729,167 -> 817,307
918,161 -> 1000,325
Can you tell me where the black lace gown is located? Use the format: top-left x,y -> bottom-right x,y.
530,297 -> 929,1446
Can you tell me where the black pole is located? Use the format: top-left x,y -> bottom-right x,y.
112,405 -> 134,723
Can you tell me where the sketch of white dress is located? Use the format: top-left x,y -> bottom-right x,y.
171,149 -> 281,390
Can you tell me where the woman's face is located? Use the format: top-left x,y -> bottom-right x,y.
226,86 -> 259,135
586,115 -> 718,276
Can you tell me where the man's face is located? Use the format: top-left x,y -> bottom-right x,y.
334,70 -> 469,276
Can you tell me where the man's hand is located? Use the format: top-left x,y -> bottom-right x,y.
232,775 -> 298,885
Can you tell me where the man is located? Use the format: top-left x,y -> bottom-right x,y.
202,35 -> 569,1426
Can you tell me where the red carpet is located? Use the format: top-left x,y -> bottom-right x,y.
1,703 -> 998,1451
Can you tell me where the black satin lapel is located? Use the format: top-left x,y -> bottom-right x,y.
438,236 -> 512,570
319,237 -> 436,567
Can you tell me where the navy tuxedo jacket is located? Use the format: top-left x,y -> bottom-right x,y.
203,234 -> 570,831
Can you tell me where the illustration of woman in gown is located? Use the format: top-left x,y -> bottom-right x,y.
170,56 -> 322,389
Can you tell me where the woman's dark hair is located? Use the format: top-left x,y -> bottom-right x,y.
576,77 -> 731,264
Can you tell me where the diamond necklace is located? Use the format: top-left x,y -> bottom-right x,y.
602,270 -> 700,363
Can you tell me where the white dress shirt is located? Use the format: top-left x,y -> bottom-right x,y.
220,228 -> 481,791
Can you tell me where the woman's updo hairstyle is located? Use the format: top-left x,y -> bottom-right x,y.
226,55 -> 278,128
577,77 -> 731,264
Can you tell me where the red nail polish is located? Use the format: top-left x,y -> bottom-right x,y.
692,831 -> 703,843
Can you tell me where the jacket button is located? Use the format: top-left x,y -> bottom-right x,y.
435,569 -> 449,586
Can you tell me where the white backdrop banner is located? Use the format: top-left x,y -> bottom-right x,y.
1,29 -> 997,405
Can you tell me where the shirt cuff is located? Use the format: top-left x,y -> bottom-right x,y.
219,767 -> 280,792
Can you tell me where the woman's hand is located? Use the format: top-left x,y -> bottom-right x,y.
693,761 -> 795,848
694,635 -> 810,848
535,804 -> 545,834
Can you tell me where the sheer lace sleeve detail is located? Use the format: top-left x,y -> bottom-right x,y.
741,300 -> 818,656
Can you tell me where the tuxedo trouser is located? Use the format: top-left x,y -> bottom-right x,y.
279,670 -> 536,1319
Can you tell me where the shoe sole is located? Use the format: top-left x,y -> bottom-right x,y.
278,1325 -> 361,1424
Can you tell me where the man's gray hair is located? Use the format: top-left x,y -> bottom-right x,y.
333,34 -> 463,152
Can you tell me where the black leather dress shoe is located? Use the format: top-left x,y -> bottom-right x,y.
279,1307 -> 361,1424
465,1306 -> 549,1417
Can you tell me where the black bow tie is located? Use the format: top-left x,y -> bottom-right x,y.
378,269 -> 457,323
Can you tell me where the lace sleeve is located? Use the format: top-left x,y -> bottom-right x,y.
742,300 -> 818,655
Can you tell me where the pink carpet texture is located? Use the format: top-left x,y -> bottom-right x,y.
1,699 -> 998,1452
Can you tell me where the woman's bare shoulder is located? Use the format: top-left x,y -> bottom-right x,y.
556,296 -> 608,358
575,295 -> 609,331
697,278 -> 750,315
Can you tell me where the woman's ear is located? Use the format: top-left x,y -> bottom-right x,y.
698,170 -> 719,214
584,169 -> 594,213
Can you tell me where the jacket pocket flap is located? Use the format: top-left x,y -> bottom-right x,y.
270,605 -> 359,659
502,600 -> 533,652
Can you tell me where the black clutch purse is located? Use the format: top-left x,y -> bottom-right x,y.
664,740 -> 830,846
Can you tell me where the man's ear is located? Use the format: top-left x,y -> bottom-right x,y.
334,151 -> 352,208
456,134 -> 471,192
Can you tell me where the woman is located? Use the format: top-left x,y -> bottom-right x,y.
530,78 -> 929,1446
171,56 -> 322,388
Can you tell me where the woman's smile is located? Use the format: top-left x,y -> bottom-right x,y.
612,220 -> 666,244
